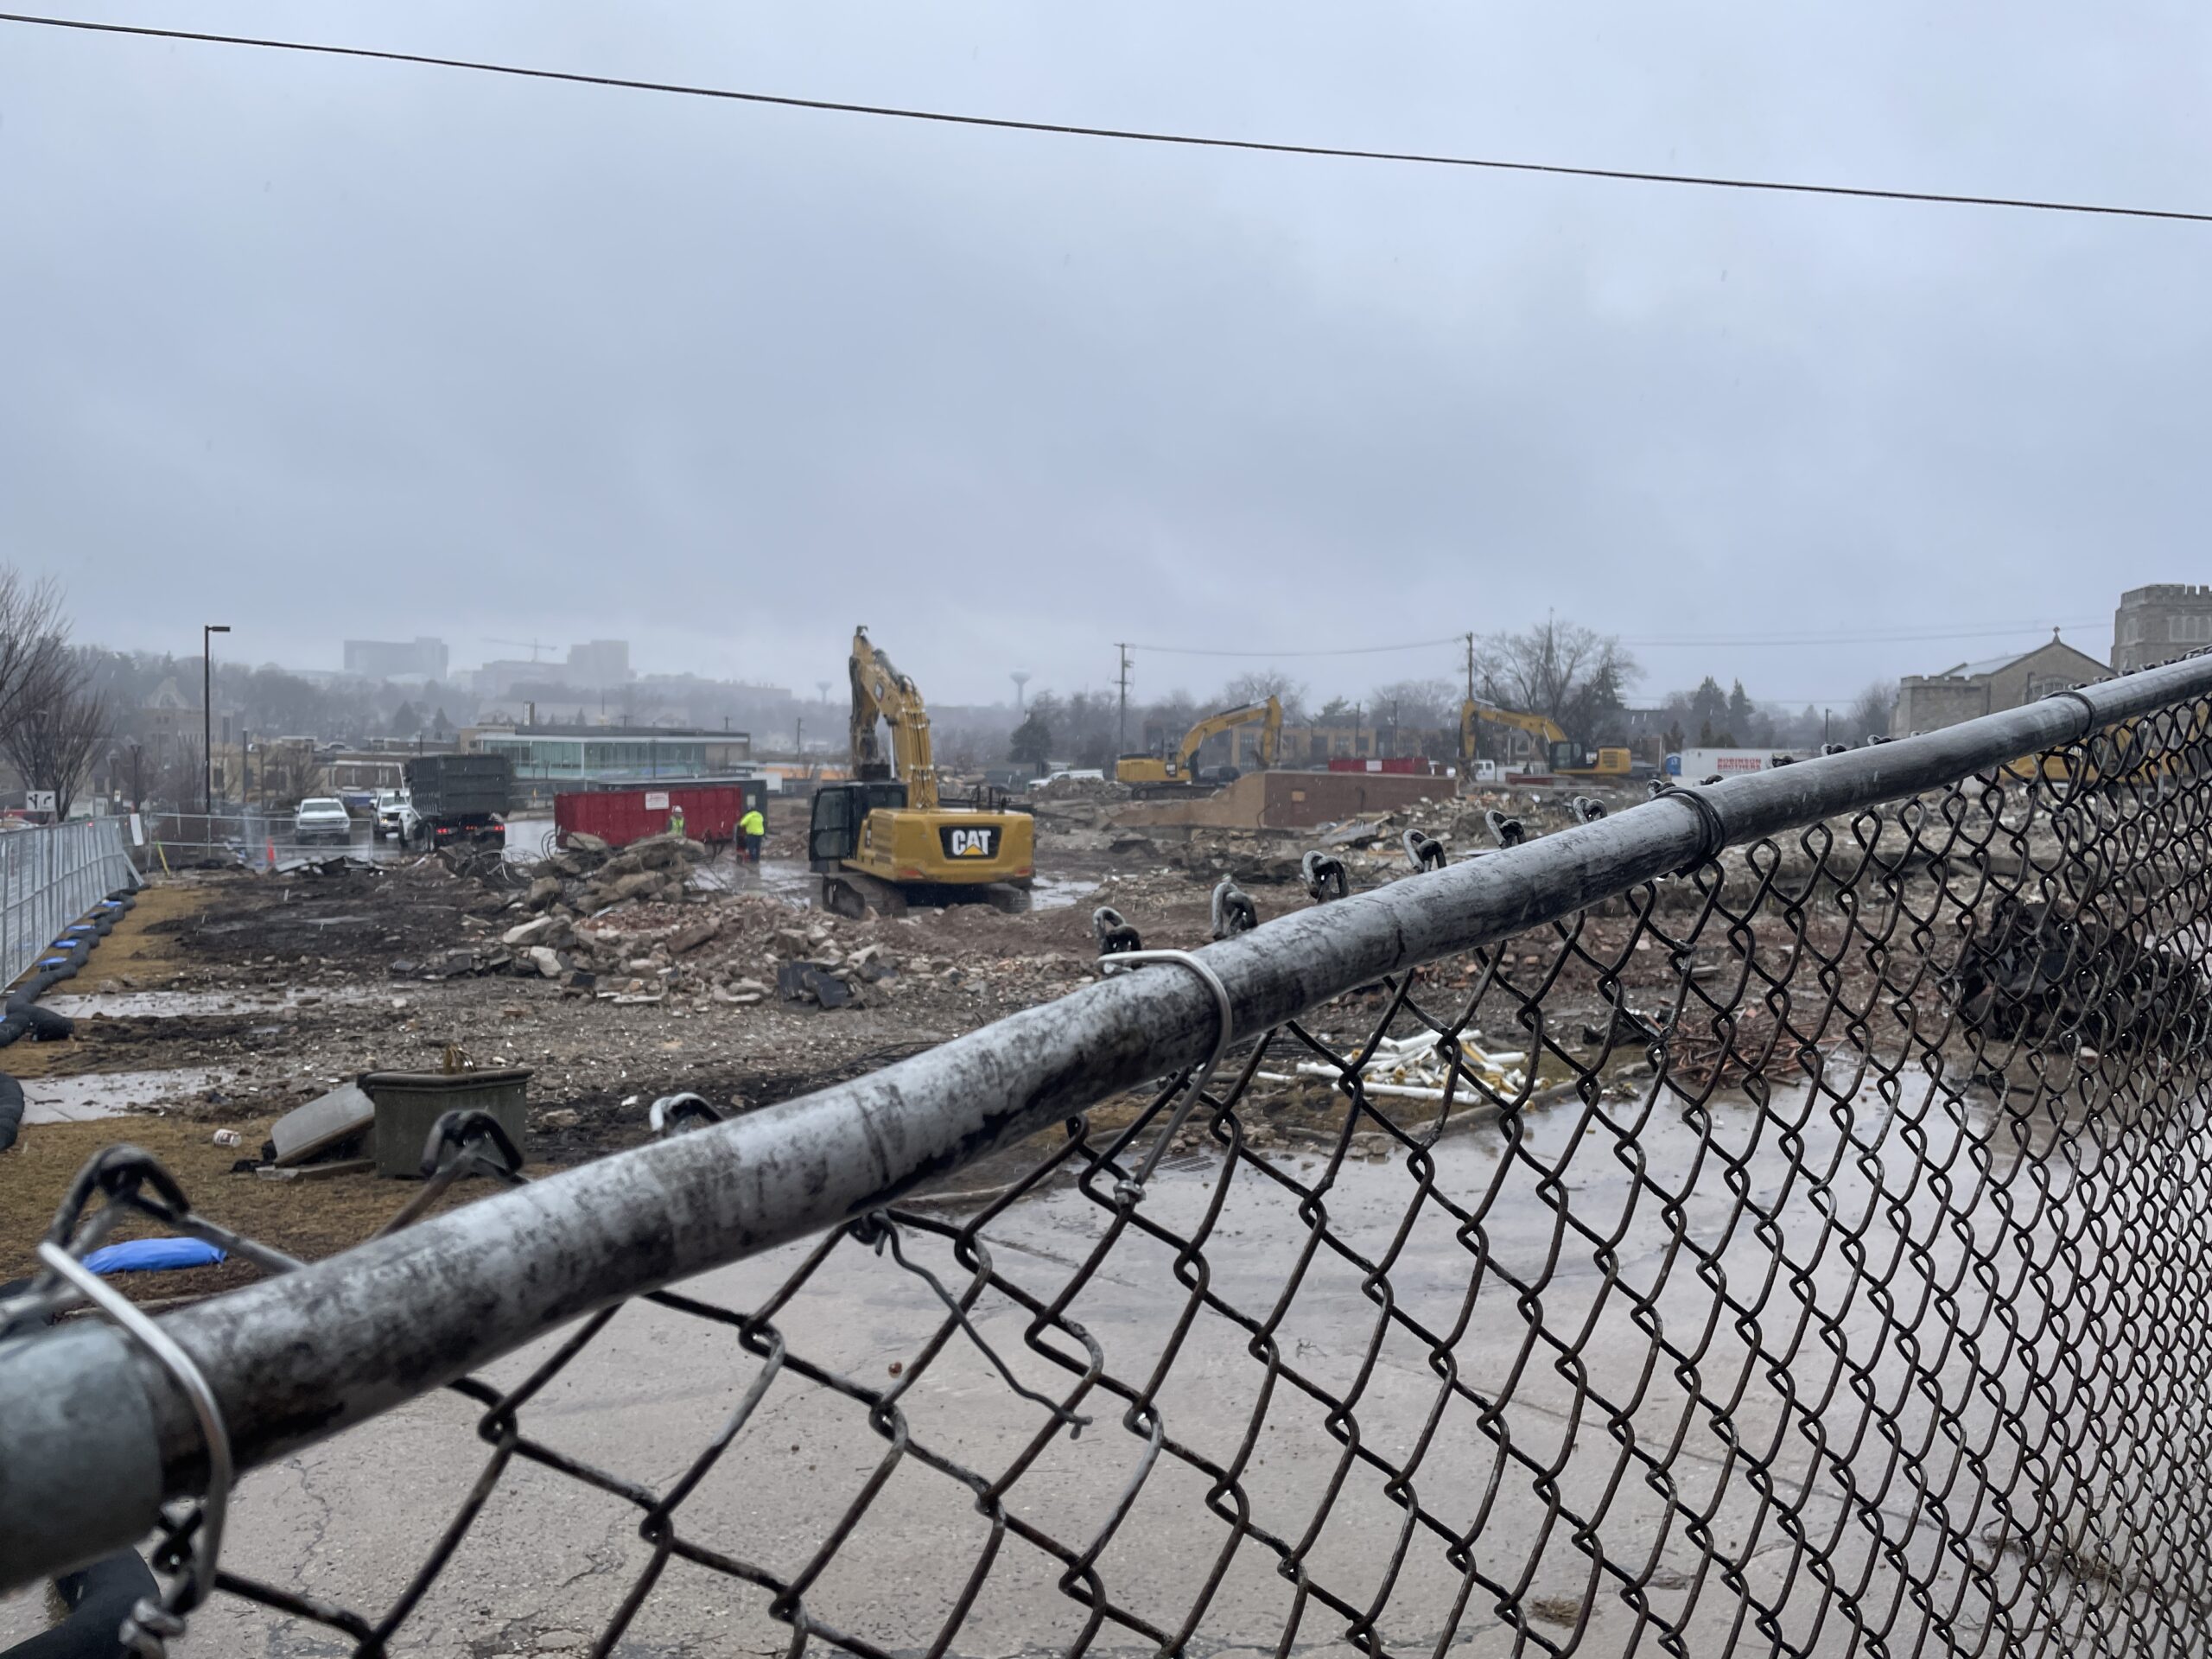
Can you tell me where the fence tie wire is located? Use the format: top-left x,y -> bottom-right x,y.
1100,946 -> 1236,1197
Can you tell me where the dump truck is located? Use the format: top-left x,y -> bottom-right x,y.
403,753 -> 512,848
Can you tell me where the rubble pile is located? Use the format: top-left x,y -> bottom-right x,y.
522,830 -> 706,912
556,896 -> 900,1009
1026,774 -> 1132,805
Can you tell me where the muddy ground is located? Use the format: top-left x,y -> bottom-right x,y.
0,785 -> 1913,1294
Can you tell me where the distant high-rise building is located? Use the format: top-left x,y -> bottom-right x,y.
564,639 -> 632,688
344,638 -> 449,683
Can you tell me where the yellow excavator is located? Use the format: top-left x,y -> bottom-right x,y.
808,627 -> 1035,918
1459,699 -> 1632,785
1115,696 -> 1284,789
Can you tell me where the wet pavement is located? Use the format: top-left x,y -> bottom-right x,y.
43,1065 -> 2157,1656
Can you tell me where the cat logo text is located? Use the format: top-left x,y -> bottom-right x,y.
940,825 -> 1000,860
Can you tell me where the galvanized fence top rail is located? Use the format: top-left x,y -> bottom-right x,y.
8,651 -> 2212,1656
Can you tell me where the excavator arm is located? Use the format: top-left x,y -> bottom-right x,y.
1461,699 -> 1569,747
1175,696 -> 1282,775
849,626 -> 938,810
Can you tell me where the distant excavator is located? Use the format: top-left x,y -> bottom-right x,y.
1115,696 -> 1284,790
1459,700 -> 1632,785
806,627 -> 1035,918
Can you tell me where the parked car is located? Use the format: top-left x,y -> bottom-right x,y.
293,797 -> 353,846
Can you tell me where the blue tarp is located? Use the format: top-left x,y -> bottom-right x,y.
82,1237 -> 226,1274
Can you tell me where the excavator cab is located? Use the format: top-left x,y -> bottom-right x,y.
808,780 -> 908,871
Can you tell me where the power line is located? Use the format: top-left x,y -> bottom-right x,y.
1618,619 -> 2107,648
1124,620 -> 2102,660
6,10 -> 2212,228
1127,635 -> 1466,659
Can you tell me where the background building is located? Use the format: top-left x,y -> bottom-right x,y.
469,639 -> 634,698
2113,585 -> 2212,674
1891,630 -> 2107,735
343,638 -> 449,682
463,724 -> 750,785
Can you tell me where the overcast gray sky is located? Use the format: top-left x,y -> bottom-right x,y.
3,1 -> 2207,711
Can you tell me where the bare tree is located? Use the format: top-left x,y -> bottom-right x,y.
1476,620 -> 1638,743
1141,690 -> 1199,754
0,572 -> 71,742
1367,677 -> 1458,732
1217,670 -> 1306,722
2,648 -> 110,817
1847,679 -> 1898,743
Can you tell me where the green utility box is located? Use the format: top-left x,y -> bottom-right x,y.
361,1067 -> 533,1179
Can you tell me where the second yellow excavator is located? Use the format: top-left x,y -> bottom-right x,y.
1459,700 -> 1632,785
1115,696 -> 1283,788
807,627 -> 1035,918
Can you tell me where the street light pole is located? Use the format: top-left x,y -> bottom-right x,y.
203,624 -> 230,821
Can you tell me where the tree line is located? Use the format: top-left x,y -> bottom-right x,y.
994,617 -> 1899,771
0,574 -> 112,818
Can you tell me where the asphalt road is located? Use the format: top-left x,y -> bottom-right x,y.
6,1067 -> 2172,1657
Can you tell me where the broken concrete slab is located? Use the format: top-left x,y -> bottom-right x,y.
270,1080 -> 376,1168
501,915 -> 556,949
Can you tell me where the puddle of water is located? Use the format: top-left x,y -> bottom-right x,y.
23,1067 -> 239,1124
1027,874 -> 1095,911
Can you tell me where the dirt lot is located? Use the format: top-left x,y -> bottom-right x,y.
0,785 -> 1910,1298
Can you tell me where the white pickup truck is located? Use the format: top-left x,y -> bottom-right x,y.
293,798 -> 354,846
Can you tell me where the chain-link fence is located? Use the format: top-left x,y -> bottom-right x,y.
0,817 -> 140,991
8,656 -> 2212,1656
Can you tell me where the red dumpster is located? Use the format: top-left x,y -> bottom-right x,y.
553,782 -> 762,849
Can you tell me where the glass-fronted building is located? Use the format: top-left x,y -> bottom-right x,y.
467,728 -> 752,785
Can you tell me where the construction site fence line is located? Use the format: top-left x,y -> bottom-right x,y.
0,816 -> 140,994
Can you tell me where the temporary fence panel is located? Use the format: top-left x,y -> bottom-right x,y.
8,655 -> 2212,1656
0,817 -> 139,991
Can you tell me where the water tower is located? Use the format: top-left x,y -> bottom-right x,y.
1010,671 -> 1032,710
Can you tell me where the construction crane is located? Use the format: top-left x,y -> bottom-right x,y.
806,626 -> 1034,918
1115,696 -> 1284,788
1459,700 -> 1632,785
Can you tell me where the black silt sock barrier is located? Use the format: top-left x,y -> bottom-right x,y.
0,890 -> 134,1152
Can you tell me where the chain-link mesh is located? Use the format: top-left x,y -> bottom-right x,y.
11,685 -> 2212,1656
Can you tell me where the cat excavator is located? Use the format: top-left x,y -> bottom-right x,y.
1115,696 -> 1283,791
1459,700 -> 1632,787
807,627 -> 1035,918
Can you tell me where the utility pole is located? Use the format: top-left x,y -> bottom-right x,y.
1465,632 -> 1476,703
202,623 -> 230,822
1115,644 -> 1133,754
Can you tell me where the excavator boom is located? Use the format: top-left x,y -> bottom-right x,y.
1459,698 -> 1631,782
849,626 -> 938,810
1175,696 -> 1282,773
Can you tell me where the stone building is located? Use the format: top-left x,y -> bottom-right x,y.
1891,631 -> 2108,736
2113,585 -> 2212,674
